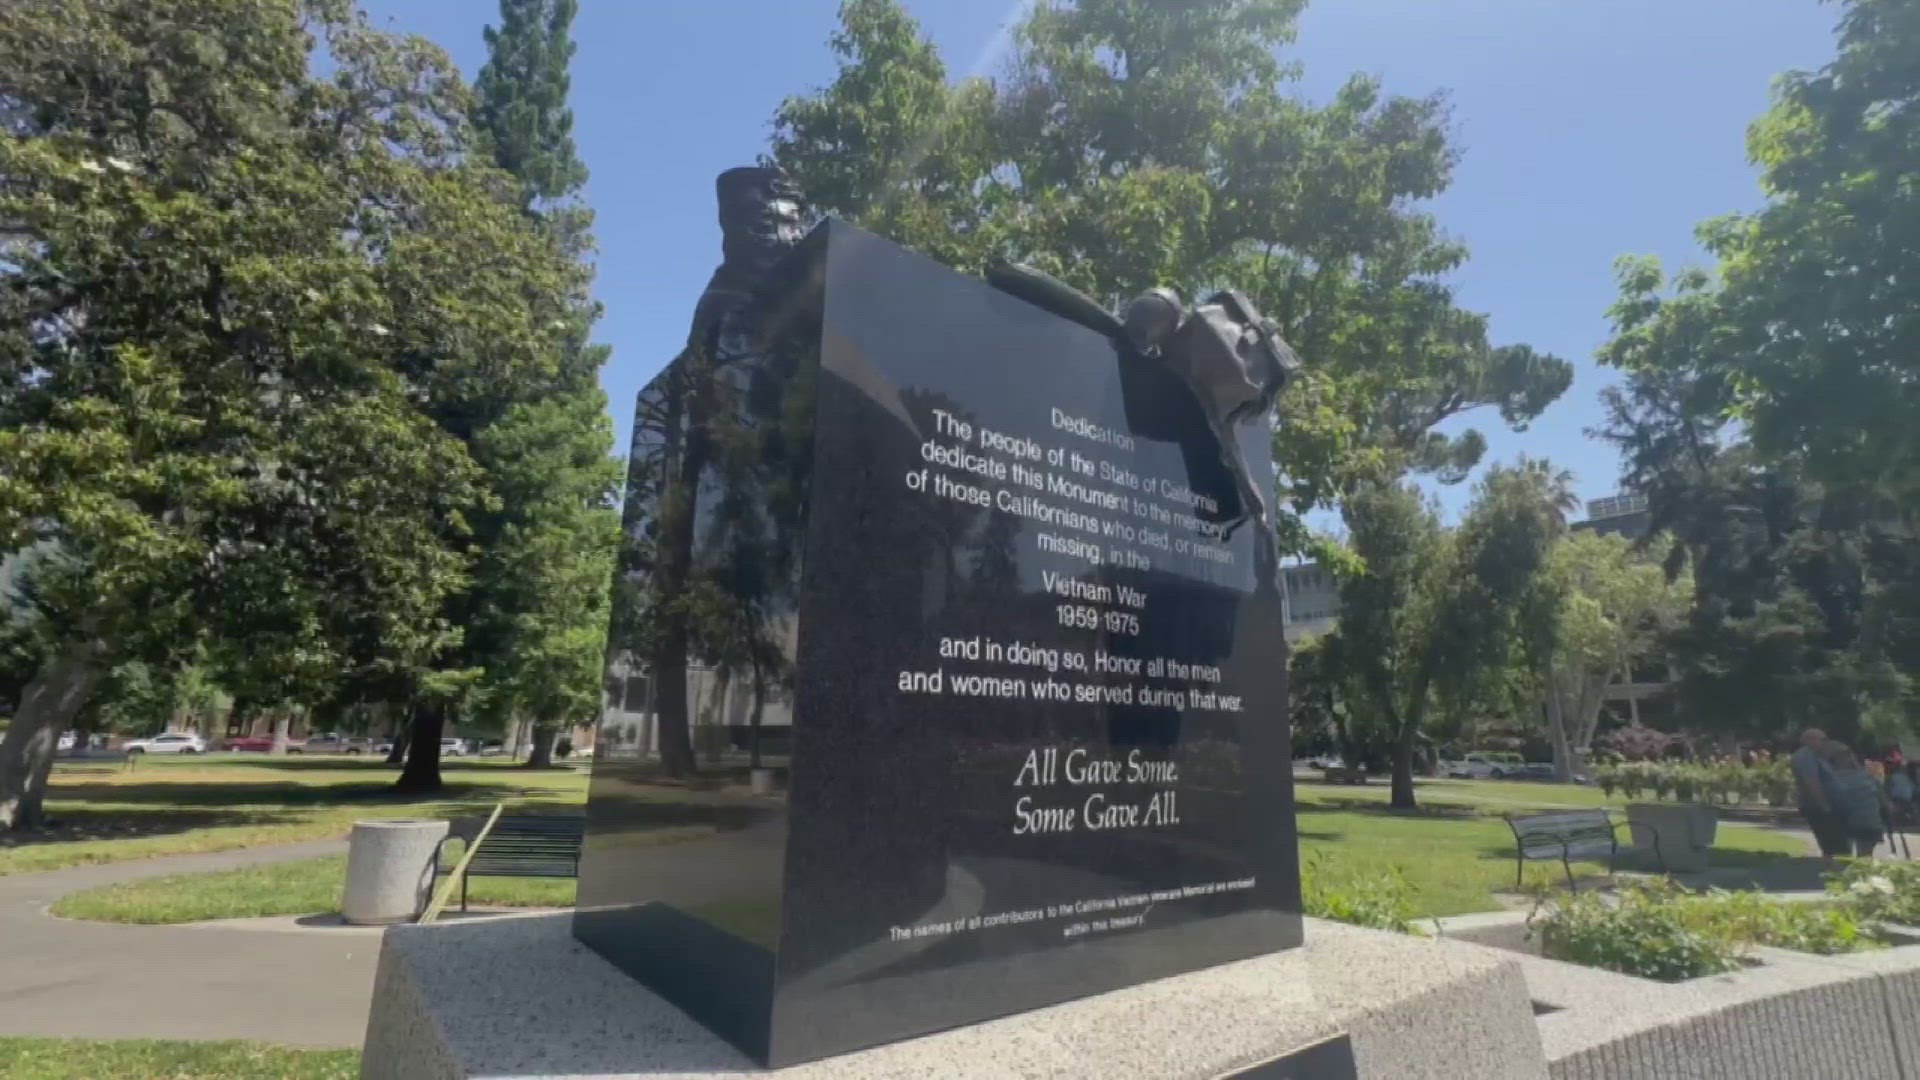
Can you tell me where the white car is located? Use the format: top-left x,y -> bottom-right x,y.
56,731 -> 77,752
440,737 -> 470,757
124,732 -> 206,754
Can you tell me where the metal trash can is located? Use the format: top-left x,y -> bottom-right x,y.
340,819 -> 449,925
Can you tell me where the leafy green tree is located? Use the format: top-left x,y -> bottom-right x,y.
770,0 -> 1571,552
469,396 -> 619,767
1595,0 -> 1920,747
0,0 -> 580,823
1520,531 -> 1692,780
1338,461 -> 1565,807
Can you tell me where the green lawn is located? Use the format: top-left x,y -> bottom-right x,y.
52,853 -> 574,923
49,768 -> 1813,924
1290,774 -> 1812,916
2,756 -> 595,876
0,1037 -> 356,1080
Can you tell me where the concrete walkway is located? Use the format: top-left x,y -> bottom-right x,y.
0,839 -> 377,1048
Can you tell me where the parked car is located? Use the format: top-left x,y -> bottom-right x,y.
56,731 -> 76,752
373,740 -> 394,756
1447,751 -> 1524,779
440,737 -> 470,757
1519,762 -> 1558,781
124,732 -> 206,754
478,739 -> 507,757
224,735 -> 275,752
291,733 -> 368,755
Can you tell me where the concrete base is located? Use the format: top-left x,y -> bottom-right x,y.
1433,907 -> 1920,1078
340,819 -> 448,926
360,915 -> 1545,1079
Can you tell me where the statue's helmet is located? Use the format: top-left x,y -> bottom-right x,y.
716,166 -> 807,253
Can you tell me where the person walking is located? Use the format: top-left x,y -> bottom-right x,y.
1792,728 -> 1851,864
1822,741 -> 1889,858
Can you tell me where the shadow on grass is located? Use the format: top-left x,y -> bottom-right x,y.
48,779 -> 547,808
0,807 -> 308,847
1298,797 -> 1482,820
1471,843 -> 1830,893
1296,829 -> 1345,842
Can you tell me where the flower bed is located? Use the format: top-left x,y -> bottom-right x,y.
1523,877 -> 1900,981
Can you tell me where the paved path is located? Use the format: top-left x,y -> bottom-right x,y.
0,840 -> 376,1048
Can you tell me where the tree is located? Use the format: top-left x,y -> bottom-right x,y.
1338,462 -> 1565,807
0,0 -> 581,824
473,0 -> 587,214
1522,531 -> 1691,780
464,0 -> 616,774
469,396 -> 619,768
770,0 -> 1571,553
1595,0 -> 1920,746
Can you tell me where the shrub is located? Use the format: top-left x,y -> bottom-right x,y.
1828,860 -> 1920,927
1682,890 -> 1881,955
1302,855 -> 1418,934
1594,765 -> 1619,798
1529,881 -> 1747,981
1601,760 -> 1794,806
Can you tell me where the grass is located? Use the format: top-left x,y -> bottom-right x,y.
48,766 -> 1812,925
52,853 -> 574,923
1291,774 -> 1812,916
1,756 -> 595,876
0,1037 -> 356,1079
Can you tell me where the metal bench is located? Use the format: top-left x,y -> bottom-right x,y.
437,813 -> 585,912
1505,809 -> 1662,890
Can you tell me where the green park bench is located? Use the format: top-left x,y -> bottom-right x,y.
436,813 -> 585,913
1505,809 -> 1663,890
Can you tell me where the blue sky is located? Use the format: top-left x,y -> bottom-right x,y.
359,0 -> 1838,521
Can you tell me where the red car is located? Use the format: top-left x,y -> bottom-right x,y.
223,735 -> 275,752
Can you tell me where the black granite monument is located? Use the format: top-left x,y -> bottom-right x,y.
578,170 -> 1306,1068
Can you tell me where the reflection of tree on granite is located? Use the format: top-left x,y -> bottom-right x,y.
612,168 -> 809,777
896,388 -> 1023,627
693,282 -> 823,770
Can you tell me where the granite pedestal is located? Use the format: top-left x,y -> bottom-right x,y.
360,914 -> 1546,1079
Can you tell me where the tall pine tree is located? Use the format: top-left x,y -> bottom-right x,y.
451,0 -> 619,778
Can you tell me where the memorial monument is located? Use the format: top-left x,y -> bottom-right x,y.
358,168 -> 1549,1080
577,167 -> 1307,1067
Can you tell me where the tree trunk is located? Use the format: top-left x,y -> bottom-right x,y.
748,666 -> 766,769
269,712 -> 292,755
223,696 -> 252,748
0,645 -> 105,831
384,719 -> 409,765
649,381 -> 708,780
652,648 -> 695,777
702,668 -> 732,765
1390,723 -> 1418,809
393,703 -> 444,794
524,722 -> 557,768
1546,677 -> 1575,782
